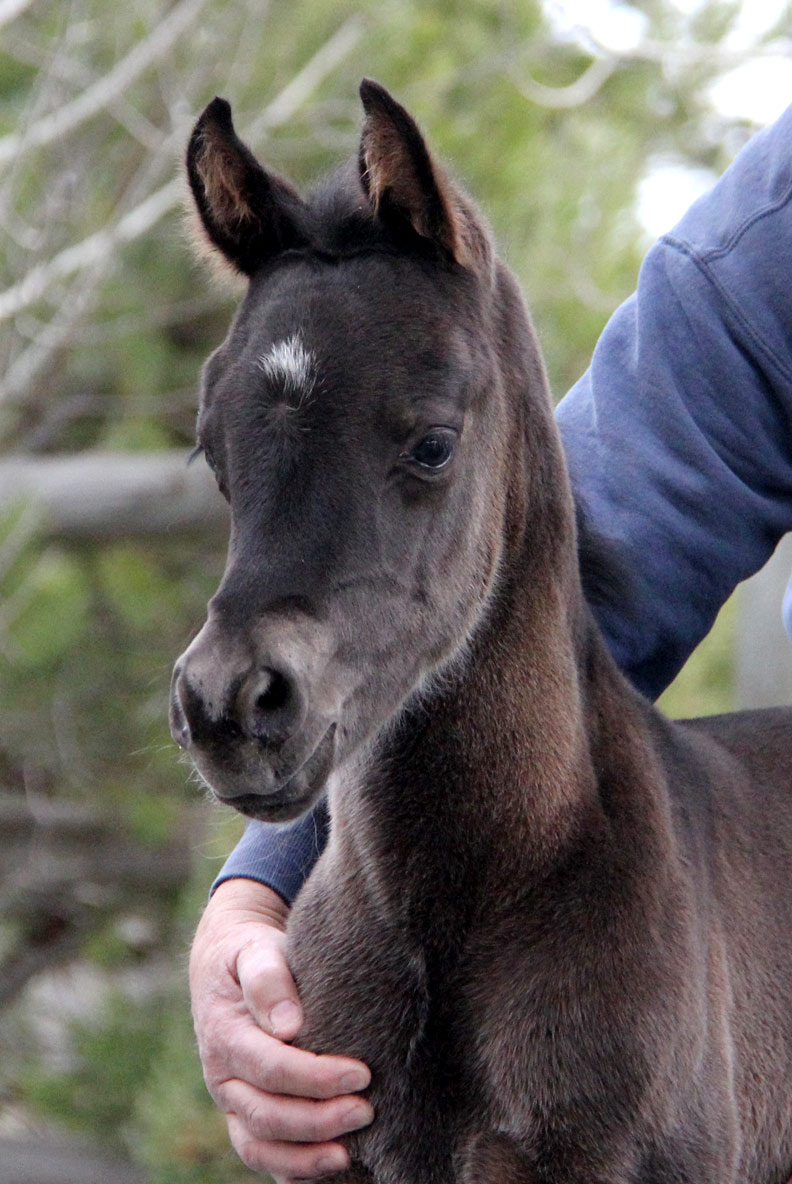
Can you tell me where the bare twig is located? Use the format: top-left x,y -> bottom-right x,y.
515,21 -> 791,111
517,56 -> 617,109
1,263 -> 122,403
0,14 -> 366,336
0,0 -> 210,165
248,13 -> 368,138
0,178 -> 182,324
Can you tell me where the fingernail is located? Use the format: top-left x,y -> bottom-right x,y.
317,1151 -> 348,1174
339,1069 -> 370,1093
341,1102 -> 374,1133
269,999 -> 301,1034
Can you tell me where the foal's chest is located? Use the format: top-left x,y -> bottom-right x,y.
287,856 -> 482,1183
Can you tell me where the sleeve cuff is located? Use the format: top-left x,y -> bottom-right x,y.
211,800 -> 329,905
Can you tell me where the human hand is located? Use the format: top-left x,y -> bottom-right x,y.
189,878 -> 373,1179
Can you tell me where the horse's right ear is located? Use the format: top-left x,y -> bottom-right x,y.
186,98 -> 308,277
358,79 -> 493,282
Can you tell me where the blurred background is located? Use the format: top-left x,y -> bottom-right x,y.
1,0 -> 791,1180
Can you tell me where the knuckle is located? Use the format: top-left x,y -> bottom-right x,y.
235,1136 -> 267,1173
245,1101 -> 278,1143
238,929 -> 286,976
196,1039 -> 229,1088
228,1117 -> 274,1174
259,1044 -> 292,1093
207,1076 -> 234,1111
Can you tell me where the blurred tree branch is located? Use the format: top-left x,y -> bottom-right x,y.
0,12 -> 366,327
0,10 -> 365,414
0,0 -> 209,164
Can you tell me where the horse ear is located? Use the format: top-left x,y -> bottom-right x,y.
186,97 -> 308,277
358,79 -> 492,280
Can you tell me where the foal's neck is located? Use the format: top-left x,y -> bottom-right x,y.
331,487 -> 620,943
331,270 -> 648,938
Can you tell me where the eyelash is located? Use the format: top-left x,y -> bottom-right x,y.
191,442 -> 228,498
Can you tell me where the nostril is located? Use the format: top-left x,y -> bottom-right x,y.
173,674 -> 209,745
218,716 -> 244,742
255,669 -> 292,715
244,666 -> 302,744
173,670 -> 246,749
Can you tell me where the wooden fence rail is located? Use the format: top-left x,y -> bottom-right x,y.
0,451 -> 228,541
0,1134 -> 145,1183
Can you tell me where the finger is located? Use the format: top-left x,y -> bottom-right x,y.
226,1114 -> 350,1179
236,937 -> 304,1039
206,1018 -> 370,1101
220,1078 -> 374,1144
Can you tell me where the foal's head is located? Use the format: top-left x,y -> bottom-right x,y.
171,81 -> 563,821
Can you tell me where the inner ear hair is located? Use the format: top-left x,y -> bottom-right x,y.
358,79 -> 493,281
193,122 -> 261,231
186,97 -> 308,277
359,81 -> 457,256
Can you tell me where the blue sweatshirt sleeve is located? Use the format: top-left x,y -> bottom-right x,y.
215,105 -> 792,902
213,799 -> 329,903
558,103 -> 792,698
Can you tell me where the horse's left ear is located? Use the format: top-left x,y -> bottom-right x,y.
358,79 -> 493,281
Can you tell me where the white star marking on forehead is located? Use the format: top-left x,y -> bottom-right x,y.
257,334 -> 316,407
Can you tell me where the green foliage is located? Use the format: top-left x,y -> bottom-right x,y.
126,849 -> 256,1183
659,595 -> 736,719
0,531 -> 222,798
6,546 -> 91,668
22,991 -> 168,1141
132,983 -> 259,1184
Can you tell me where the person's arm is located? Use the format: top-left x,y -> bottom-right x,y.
559,105 -> 792,700
191,103 -> 792,1179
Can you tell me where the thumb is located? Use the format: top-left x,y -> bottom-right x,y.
236,928 -> 304,1041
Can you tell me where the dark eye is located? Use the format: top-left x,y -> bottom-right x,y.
407,428 -> 457,472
